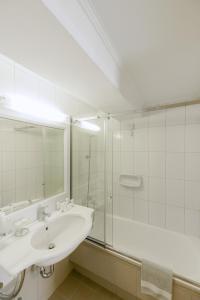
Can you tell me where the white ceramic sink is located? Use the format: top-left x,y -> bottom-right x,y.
31,214 -> 89,266
0,205 -> 93,286
31,215 -> 85,250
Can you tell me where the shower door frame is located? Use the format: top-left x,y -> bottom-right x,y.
70,116 -> 113,248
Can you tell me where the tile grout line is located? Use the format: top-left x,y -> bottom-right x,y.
147,116 -> 150,225
183,106 -> 186,234
164,109 -> 167,229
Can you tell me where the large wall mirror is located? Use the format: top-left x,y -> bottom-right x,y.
0,117 -> 64,211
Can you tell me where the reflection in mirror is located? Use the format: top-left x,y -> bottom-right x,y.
0,117 -> 64,211
44,127 -> 64,198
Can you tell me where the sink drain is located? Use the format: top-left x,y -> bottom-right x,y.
48,243 -> 56,250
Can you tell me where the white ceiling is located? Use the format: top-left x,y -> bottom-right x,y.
91,0 -> 200,107
0,0 -> 133,114
43,0 -> 200,110
1,0 -> 200,114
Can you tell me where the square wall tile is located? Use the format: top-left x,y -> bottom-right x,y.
15,132 -> 28,151
149,152 -> 165,178
16,151 -> 28,169
149,111 -> 165,127
2,171 -> 15,190
186,104 -> 200,125
185,153 -> 200,180
16,187 -> 28,202
185,124 -> 200,153
166,153 -> 184,180
134,176 -> 149,201
166,107 -> 185,126
113,194 -> 133,219
16,169 -> 28,188
121,130 -> 134,151
134,199 -> 149,224
185,181 -> 200,209
185,209 -> 200,237
121,119 -> 134,131
119,186 -> 134,200
134,152 -> 148,176
1,131 -> 15,152
166,126 -> 185,153
120,151 -> 134,174
166,205 -> 184,233
149,127 -> 165,151
149,202 -> 165,228
149,177 -> 165,203
134,116 -> 149,129
2,152 -> 15,172
134,128 -> 148,151
166,179 -> 184,207
2,189 -> 15,206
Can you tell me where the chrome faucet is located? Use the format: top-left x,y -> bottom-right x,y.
37,205 -> 51,222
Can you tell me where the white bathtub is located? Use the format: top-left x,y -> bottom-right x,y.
112,215 -> 200,285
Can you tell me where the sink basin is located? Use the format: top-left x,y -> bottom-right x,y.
31,215 -> 86,251
0,205 -> 94,286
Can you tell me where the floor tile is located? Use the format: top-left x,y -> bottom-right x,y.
49,271 -> 121,300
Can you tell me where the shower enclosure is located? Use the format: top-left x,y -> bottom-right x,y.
71,117 -> 113,245
71,105 -> 200,285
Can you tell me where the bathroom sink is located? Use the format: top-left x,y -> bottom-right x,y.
31,210 -> 93,267
31,215 -> 85,250
0,205 -> 94,286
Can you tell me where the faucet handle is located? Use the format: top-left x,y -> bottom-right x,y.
14,218 -> 30,237
37,204 -> 51,221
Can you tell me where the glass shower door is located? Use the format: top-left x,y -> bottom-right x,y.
71,117 -> 113,245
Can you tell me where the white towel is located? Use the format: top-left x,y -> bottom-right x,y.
141,259 -> 173,300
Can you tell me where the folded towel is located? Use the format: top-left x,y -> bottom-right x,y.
141,259 -> 173,300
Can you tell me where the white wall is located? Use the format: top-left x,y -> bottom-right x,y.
0,53 -> 96,118
113,105 -> 200,238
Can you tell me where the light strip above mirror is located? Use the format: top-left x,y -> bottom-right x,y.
0,95 -> 67,125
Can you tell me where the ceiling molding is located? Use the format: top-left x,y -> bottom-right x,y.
42,0 -> 120,88
77,0 -> 120,65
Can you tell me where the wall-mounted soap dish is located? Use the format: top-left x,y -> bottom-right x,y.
119,174 -> 142,188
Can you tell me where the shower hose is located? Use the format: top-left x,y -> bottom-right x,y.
0,270 -> 25,300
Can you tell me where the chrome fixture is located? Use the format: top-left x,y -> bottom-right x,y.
37,205 -> 51,222
0,270 -> 26,300
40,265 -> 54,279
14,219 -> 30,237
15,227 -> 29,237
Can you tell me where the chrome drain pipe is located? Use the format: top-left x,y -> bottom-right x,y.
40,265 -> 54,279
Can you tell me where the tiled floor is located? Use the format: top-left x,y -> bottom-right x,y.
49,270 -> 122,300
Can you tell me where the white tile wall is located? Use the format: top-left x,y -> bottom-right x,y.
0,122 -> 64,207
149,202 -> 165,228
149,151 -> 165,178
166,205 -> 185,233
114,105 -> 200,238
